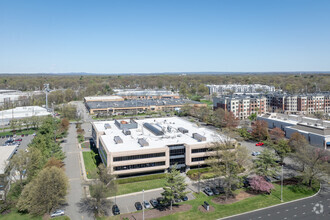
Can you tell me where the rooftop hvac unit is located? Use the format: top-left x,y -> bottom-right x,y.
122,128 -> 131,135
114,136 -> 123,144
138,138 -> 149,147
104,123 -> 111,129
192,133 -> 206,142
178,127 -> 188,134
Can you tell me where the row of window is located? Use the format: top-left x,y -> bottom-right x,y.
113,161 -> 166,171
192,156 -> 209,162
170,148 -> 185,156
191,148 -> 211,153
170,158 -> 185,165
113,152 -> 166,162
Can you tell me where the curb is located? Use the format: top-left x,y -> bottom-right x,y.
218,183 -> 322,220
106,187 -> 164,200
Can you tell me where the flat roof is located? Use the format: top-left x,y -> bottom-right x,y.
87,99 -> 202,109
84,96 -> 124,101
0,145 -> 17,174
0,106 -> 51,120
114,90 -> 179,96
93,117 -> 230,153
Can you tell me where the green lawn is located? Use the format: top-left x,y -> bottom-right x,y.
0,212 -> 69,220
117,178 -> 166,195
82,151 -> 99,179
0,128 -> 37,137
200,100 -> 213,106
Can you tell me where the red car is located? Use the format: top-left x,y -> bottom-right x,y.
256,142 -> 264,146
15,138 -> 23,142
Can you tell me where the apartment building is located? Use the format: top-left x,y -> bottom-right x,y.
213,95 -> 267,119
85,99 -> 206,115
207,84 -> 275,96
257,113 -> 330,149
91,117 -> 234,176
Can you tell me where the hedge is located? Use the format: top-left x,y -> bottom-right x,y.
116,173 -> 166,184
186,167 -> 211,176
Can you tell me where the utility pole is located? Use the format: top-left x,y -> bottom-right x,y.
44,84 -> 50,110
198,162 -> 201,194
281,164 -> 284,202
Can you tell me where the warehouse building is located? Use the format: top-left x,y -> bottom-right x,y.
83,96 -> 124,103
91,117 -> 234,176
85,99 -> 206,115
114,90 -> 180,100
0,145 -> 18,200
257,113 -> 330,149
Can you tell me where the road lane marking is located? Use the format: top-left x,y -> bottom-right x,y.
277,212 -> 280,214
294,207 -> 297,209
284,218 -> 287,220
285,209 -> 289,211
258,217 -> 261,219
294,215 -> 297,217
267,214 -> 271,216
302,205 -> 306,207
302,212 -> 305,215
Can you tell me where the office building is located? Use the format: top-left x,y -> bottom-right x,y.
0,145 -> 18,200
91,117 -> 234,176
114,90 -> 180,100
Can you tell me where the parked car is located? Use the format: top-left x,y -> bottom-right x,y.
252,151 -> 261,156
182,195 -> 188,201
112,204 -> 120,215
243,177 -> 251,188
150,199 -> 158,208
264,176 -> 271,182
174,194 -> 182,203
15,138 -> 22,141
211,187 -> 220,195
21,134 -> 24,137
135,202 -> 143,210
273,175 -> 282,180
143,200 -> 151,209
216,186 -> 225,194
50,210 -> 65,218
204,187 -> 214,196
256,142 -> 264,146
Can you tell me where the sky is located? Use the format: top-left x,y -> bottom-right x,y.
1,0 -> 330,74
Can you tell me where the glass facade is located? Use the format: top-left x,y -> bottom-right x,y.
192,156 -> 209,162
191,148 -> 211,153
114,161 -> 165,171
113,152 -> 166,162
99,142 -> 108,166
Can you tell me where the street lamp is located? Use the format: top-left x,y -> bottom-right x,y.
281,164 -> 284,202
142,189 -> 145,220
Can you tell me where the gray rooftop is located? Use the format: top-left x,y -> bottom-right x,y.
86,99 -> 202,109
0,145 -> 17,174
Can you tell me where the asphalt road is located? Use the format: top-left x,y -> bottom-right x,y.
62,124 -> 93,220
223,183 -> 330,220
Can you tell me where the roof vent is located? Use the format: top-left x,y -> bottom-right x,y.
138,138 -> 149,147
104,123 -> 111,129
192,133 -> 206,142
122,128 -> 131,135
178,127 -> 189,134
114,136 -> 123,144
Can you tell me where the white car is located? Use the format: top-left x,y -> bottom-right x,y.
143,200 -> 151,209
252,151 -> 261,156
50,210 -> 65,218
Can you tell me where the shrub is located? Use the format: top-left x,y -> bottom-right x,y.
116,173 -> 166,184
249,176 -> 274,194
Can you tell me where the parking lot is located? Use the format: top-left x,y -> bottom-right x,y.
0,134 -> 34,151
108,189 -> 195,216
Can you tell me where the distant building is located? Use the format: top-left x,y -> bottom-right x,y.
91,117 -> 234,176
0,145 -> 18,200
84,96 -> 124,103
207,84 -> 275,96
257,113 -> 330,149
85,99 -> 206,115
114,89 -> 180,100
0,106 -> 51,126
213,95 -> 268,119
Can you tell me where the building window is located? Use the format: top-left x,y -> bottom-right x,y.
113,161 -> 165,171
113,152 -> 166,162
191,148 -> 211,153
192,156 -> 209,162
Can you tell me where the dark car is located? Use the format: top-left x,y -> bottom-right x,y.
243,177 -> 251,188
204,187 -> 214,196
156,197 -> 164,204
211,187 -> 220,195
264,176 -> 271,182
150,199 -> 158,208
112,204 -> 120,215
273,175 -> 282,180
174,194 -> 182,203
182,195 -> 188,201
216,186 -> 225,193
135,202 -> 143,210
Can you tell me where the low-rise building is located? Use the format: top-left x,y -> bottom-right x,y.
0,145 -> 18,200
257,113 -> 330,149
207,84 -> 275,96
84,96 -> 124,103
91,117 -> 234,177
114,90 -> 180,100
86,99 -> 206,115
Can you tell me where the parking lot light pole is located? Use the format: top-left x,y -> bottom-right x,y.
142,189 -> 145,220
281,164 -> 284,202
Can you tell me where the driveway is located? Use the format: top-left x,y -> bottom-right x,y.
62,124 -> 93,220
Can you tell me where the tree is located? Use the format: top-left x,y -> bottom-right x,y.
237,128 -> 252,140
249,176 -> 274,194
272,139 -> 291,163
60,118 -> 70,131
17,167 -> 68,215
207,141 -> 246,200
222,111 -> 239,129
161,164 -> 188,210
253,149 -> 279,177
26,148 -> 43,182
248,113 -> 257,121
288,132 -> 308,151
290,145 -> 330,187
10,150 -> 29,188
44,157 -> 64,169
251,120 -> 269,140
269,127 -> 285,140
